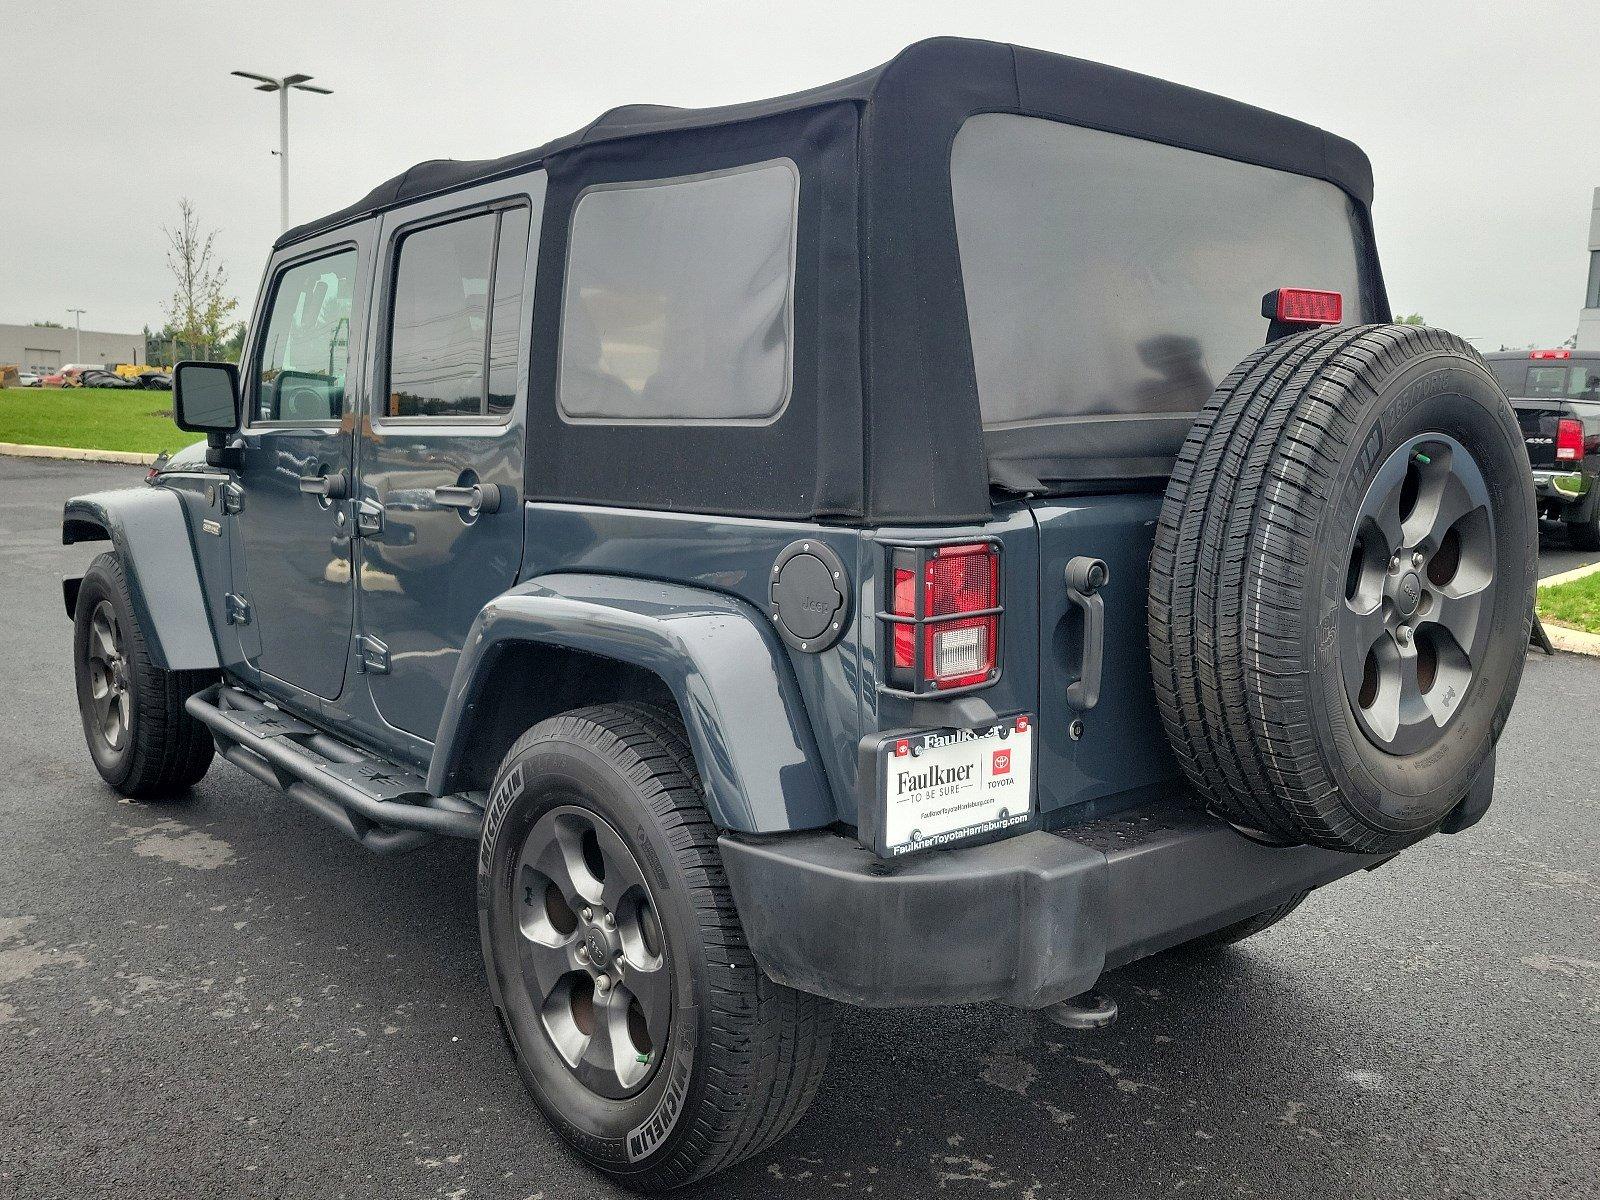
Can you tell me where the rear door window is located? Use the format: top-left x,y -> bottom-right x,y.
951,114 -> 1369,481
556,159 -> 798,425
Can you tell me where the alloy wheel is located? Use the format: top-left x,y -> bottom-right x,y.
513,805 -> 671,1099
85,599 -> 132,752
1339,433 -> 1496,755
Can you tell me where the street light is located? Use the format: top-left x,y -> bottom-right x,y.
67,308 -> 85,362
231,70 -> 333,231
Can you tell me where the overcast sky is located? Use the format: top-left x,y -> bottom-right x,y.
3,0 -> 1597,348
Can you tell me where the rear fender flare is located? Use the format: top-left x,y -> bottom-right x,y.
429,573 -> 836,834
62,489 -> 219,671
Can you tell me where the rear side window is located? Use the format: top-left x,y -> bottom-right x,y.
952,115 -> 1368,465
557,160 -> 798,425
386,206 -> 530,420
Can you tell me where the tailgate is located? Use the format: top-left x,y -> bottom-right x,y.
1512,399 -> 1570,469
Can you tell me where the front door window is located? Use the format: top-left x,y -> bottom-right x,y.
255,251 -> 358,424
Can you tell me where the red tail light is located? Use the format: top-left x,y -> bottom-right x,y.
1262,288 -> 1342,326
1557,417 -> 1584,462
885,542 -> 1002,693
1531,349 -> 1572,360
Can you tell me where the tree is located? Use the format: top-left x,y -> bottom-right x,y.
162,199 -> 241,361
30,319 -> 64,328
1394,312 -> 1426,325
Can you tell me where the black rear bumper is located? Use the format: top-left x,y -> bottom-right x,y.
719,799 -> 1388,1009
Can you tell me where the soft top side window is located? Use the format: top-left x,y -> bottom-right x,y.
556,159 -> 799,426
254,249 -> 358,424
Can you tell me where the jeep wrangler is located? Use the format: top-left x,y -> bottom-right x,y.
62,38 -> 1536,1190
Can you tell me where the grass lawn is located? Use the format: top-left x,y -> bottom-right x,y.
0,387 -> 201,456
1538,570 -> 1600,636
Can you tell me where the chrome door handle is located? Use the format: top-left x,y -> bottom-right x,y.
298,469 -> 348,499
432,483 -> 504,515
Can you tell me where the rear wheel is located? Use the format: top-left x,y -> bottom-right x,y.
479,704 -> 835,1191
72,551 -> 215,799
1565,503 -> 1600,552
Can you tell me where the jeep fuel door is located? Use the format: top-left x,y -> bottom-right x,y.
231,233 -> 370,702
353,180 -> 542,740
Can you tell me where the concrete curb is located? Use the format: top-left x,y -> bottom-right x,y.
1540,621 -> 1600,658
0,442 -> 158,466
1538,559 -> 1600,588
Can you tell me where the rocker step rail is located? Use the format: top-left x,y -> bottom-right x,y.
186,684 -> 484,854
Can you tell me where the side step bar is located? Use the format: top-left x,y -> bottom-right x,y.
186,684 -> 483,855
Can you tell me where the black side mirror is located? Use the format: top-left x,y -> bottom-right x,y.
173,361 -> 243,469
173,361 -> 241,433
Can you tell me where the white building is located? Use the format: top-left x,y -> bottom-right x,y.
0,323 -> 144,375
1580,188 -> 1600,351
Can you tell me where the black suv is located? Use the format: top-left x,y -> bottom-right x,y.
61,38 -> 1536,1190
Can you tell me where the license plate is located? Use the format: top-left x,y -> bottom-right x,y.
862,715 -> 1035,858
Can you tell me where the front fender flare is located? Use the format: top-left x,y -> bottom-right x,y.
63,488 -> 219,671
429,573 -> 836,834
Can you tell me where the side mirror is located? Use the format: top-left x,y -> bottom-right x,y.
172,361 -> 240,433
173,361 -> 243,470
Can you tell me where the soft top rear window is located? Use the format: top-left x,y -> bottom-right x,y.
952,113 -> 1371,489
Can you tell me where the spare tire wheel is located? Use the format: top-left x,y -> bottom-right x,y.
1149,325 -> 1536,854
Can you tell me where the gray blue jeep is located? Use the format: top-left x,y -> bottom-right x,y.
62,38 -> 1536,1190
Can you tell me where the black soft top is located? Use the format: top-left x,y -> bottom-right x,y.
283,38 -> 1383,525
281,37 -> 1373,248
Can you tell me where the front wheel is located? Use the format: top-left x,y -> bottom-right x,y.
478,704 -> 835,1191
72,551 -> 215,798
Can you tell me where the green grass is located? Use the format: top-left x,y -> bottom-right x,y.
1538,570 -> 1600,636
0,387 -> 200,456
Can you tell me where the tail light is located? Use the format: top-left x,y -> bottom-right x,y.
1262,288 -> 1342,326
1531,349 -> 1572,360
1557,417 -> 1584,462
884,542 -> 1001,693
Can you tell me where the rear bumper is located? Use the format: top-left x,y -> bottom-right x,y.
720,799 -> 1387,1009
1533,469 -> 1588,503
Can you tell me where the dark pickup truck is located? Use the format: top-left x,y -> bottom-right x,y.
1486,349 -> 1600,548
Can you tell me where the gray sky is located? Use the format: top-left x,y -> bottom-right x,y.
4,0 -> 1597,348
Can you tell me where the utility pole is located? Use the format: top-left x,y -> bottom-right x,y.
230,71 -> 333,231
67,308 -> 85,362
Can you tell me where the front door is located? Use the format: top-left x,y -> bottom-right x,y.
233,233 -> 370,701
355,182 -> 541,740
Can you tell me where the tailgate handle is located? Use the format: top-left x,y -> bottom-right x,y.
1064,557 -> 1110,712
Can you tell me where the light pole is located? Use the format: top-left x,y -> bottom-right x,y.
231,71 -> 333,231
67,308 -> 85,362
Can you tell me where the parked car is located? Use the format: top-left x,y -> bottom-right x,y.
18,373 -> 42,387
39,370 -> 68,387
61,37 -> 1536,1191
77,368 -> 137,389
136,371 -> 173,390
1484,349 -> 1600,548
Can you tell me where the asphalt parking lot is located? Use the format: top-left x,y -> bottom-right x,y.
1,455 -> 1596,1200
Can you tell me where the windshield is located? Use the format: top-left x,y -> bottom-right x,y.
951,114 -> 1371,487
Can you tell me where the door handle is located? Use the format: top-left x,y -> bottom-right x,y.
432,483 -> 504,515
1064,556 -> 1110,712
298,469 -> 348,500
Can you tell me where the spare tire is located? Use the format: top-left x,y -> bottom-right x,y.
1149,325 -> 1536,854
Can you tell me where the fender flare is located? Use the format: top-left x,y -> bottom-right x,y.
62,489 -> 220,671
429,573 -> 836,834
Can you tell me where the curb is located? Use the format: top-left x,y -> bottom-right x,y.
1538,559 -> 1600,588
0,442 -> 158,466
1539,621 -> 1600,658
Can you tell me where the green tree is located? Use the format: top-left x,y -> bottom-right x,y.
1394,312 -> 1426,325
30,319 -> 64,328
161,199 -> 241,360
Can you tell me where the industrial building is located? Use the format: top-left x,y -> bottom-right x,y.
0,323 -> 145,375
1581,187 -> 1600,351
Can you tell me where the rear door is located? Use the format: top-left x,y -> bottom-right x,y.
231,229 -> 371,703
353,176 -> 543,741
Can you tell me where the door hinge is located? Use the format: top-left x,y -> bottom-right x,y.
224,593 -> 252,625
352,499 -> 384,538
356,634 -> 390,674
220,483 -> 245,514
